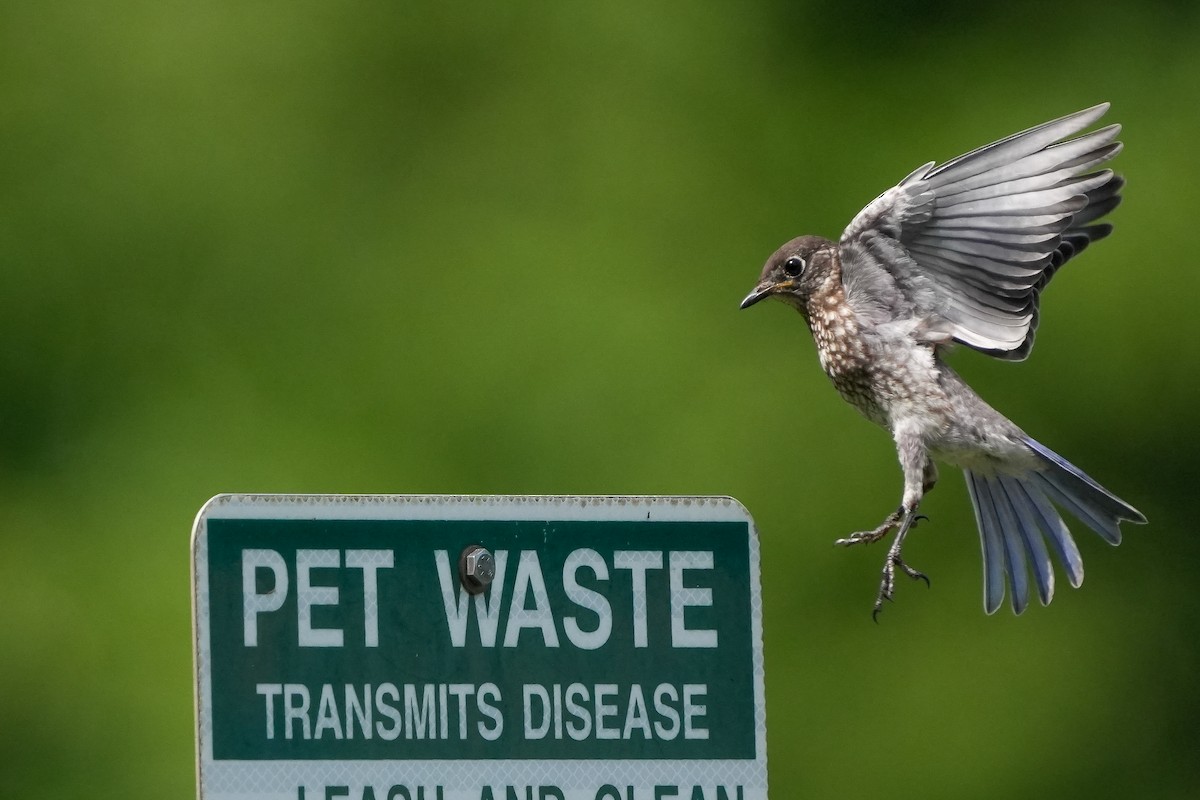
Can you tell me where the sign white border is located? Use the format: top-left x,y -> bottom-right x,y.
192,494 -> 768,800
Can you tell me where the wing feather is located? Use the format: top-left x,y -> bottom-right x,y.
931,213 -> 1072,233
905,243 -> 1044,278
920,227 -> 1060,246
936,127 -> 1121,199
914,235 -> 1053,263
924,105 -> 1110,188
902,250 -> 1033,296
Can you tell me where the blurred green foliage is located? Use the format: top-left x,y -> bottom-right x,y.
1,1 -> 1198,797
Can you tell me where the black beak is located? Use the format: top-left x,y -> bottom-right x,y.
739,284 -> 774,309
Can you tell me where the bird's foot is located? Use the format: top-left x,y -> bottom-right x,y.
870,511 -> 930,622
834,508 -> 902,547
872,554 -> 930,621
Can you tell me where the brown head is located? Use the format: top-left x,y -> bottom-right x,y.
739,235 -> 839,313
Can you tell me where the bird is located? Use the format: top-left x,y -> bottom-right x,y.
740,103 -> 1146,618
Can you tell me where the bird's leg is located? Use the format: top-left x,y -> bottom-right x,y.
834,447 -> 938,548
861,427 -> 935,619
921,459 -> 938,497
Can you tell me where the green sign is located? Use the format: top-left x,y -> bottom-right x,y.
192,495 -> 768,800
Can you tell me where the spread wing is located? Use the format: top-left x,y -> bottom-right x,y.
838,104 -> 1123,360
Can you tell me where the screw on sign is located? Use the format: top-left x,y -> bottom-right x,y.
460,545 -> 496,594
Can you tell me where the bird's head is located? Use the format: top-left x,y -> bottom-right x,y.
740,235 -> 838,311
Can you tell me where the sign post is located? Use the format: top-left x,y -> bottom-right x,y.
192,494 -> 768,800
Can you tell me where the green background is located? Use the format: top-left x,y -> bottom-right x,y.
204,517 -> 755,760
1,1 -> 1197,797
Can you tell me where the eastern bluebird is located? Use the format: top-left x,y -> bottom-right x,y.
741,104 -> 1145,618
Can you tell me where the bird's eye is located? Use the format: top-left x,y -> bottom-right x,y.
783,256 -> 805,277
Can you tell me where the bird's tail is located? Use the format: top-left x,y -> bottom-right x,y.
963,437 -> 1146,615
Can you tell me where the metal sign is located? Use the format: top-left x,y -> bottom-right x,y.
192,494 -> 768,800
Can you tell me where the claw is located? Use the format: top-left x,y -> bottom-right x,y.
894,556 -> 930,587
873,587 -> 893,619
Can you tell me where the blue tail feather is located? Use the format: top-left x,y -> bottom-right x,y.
1023,437 -> 1146,525
1032,470 -> 1121,545
965,471 -> 1008,614
986,475 -> 1031,614
996,475 -> 1055,606
1009,475 -> 1084,589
